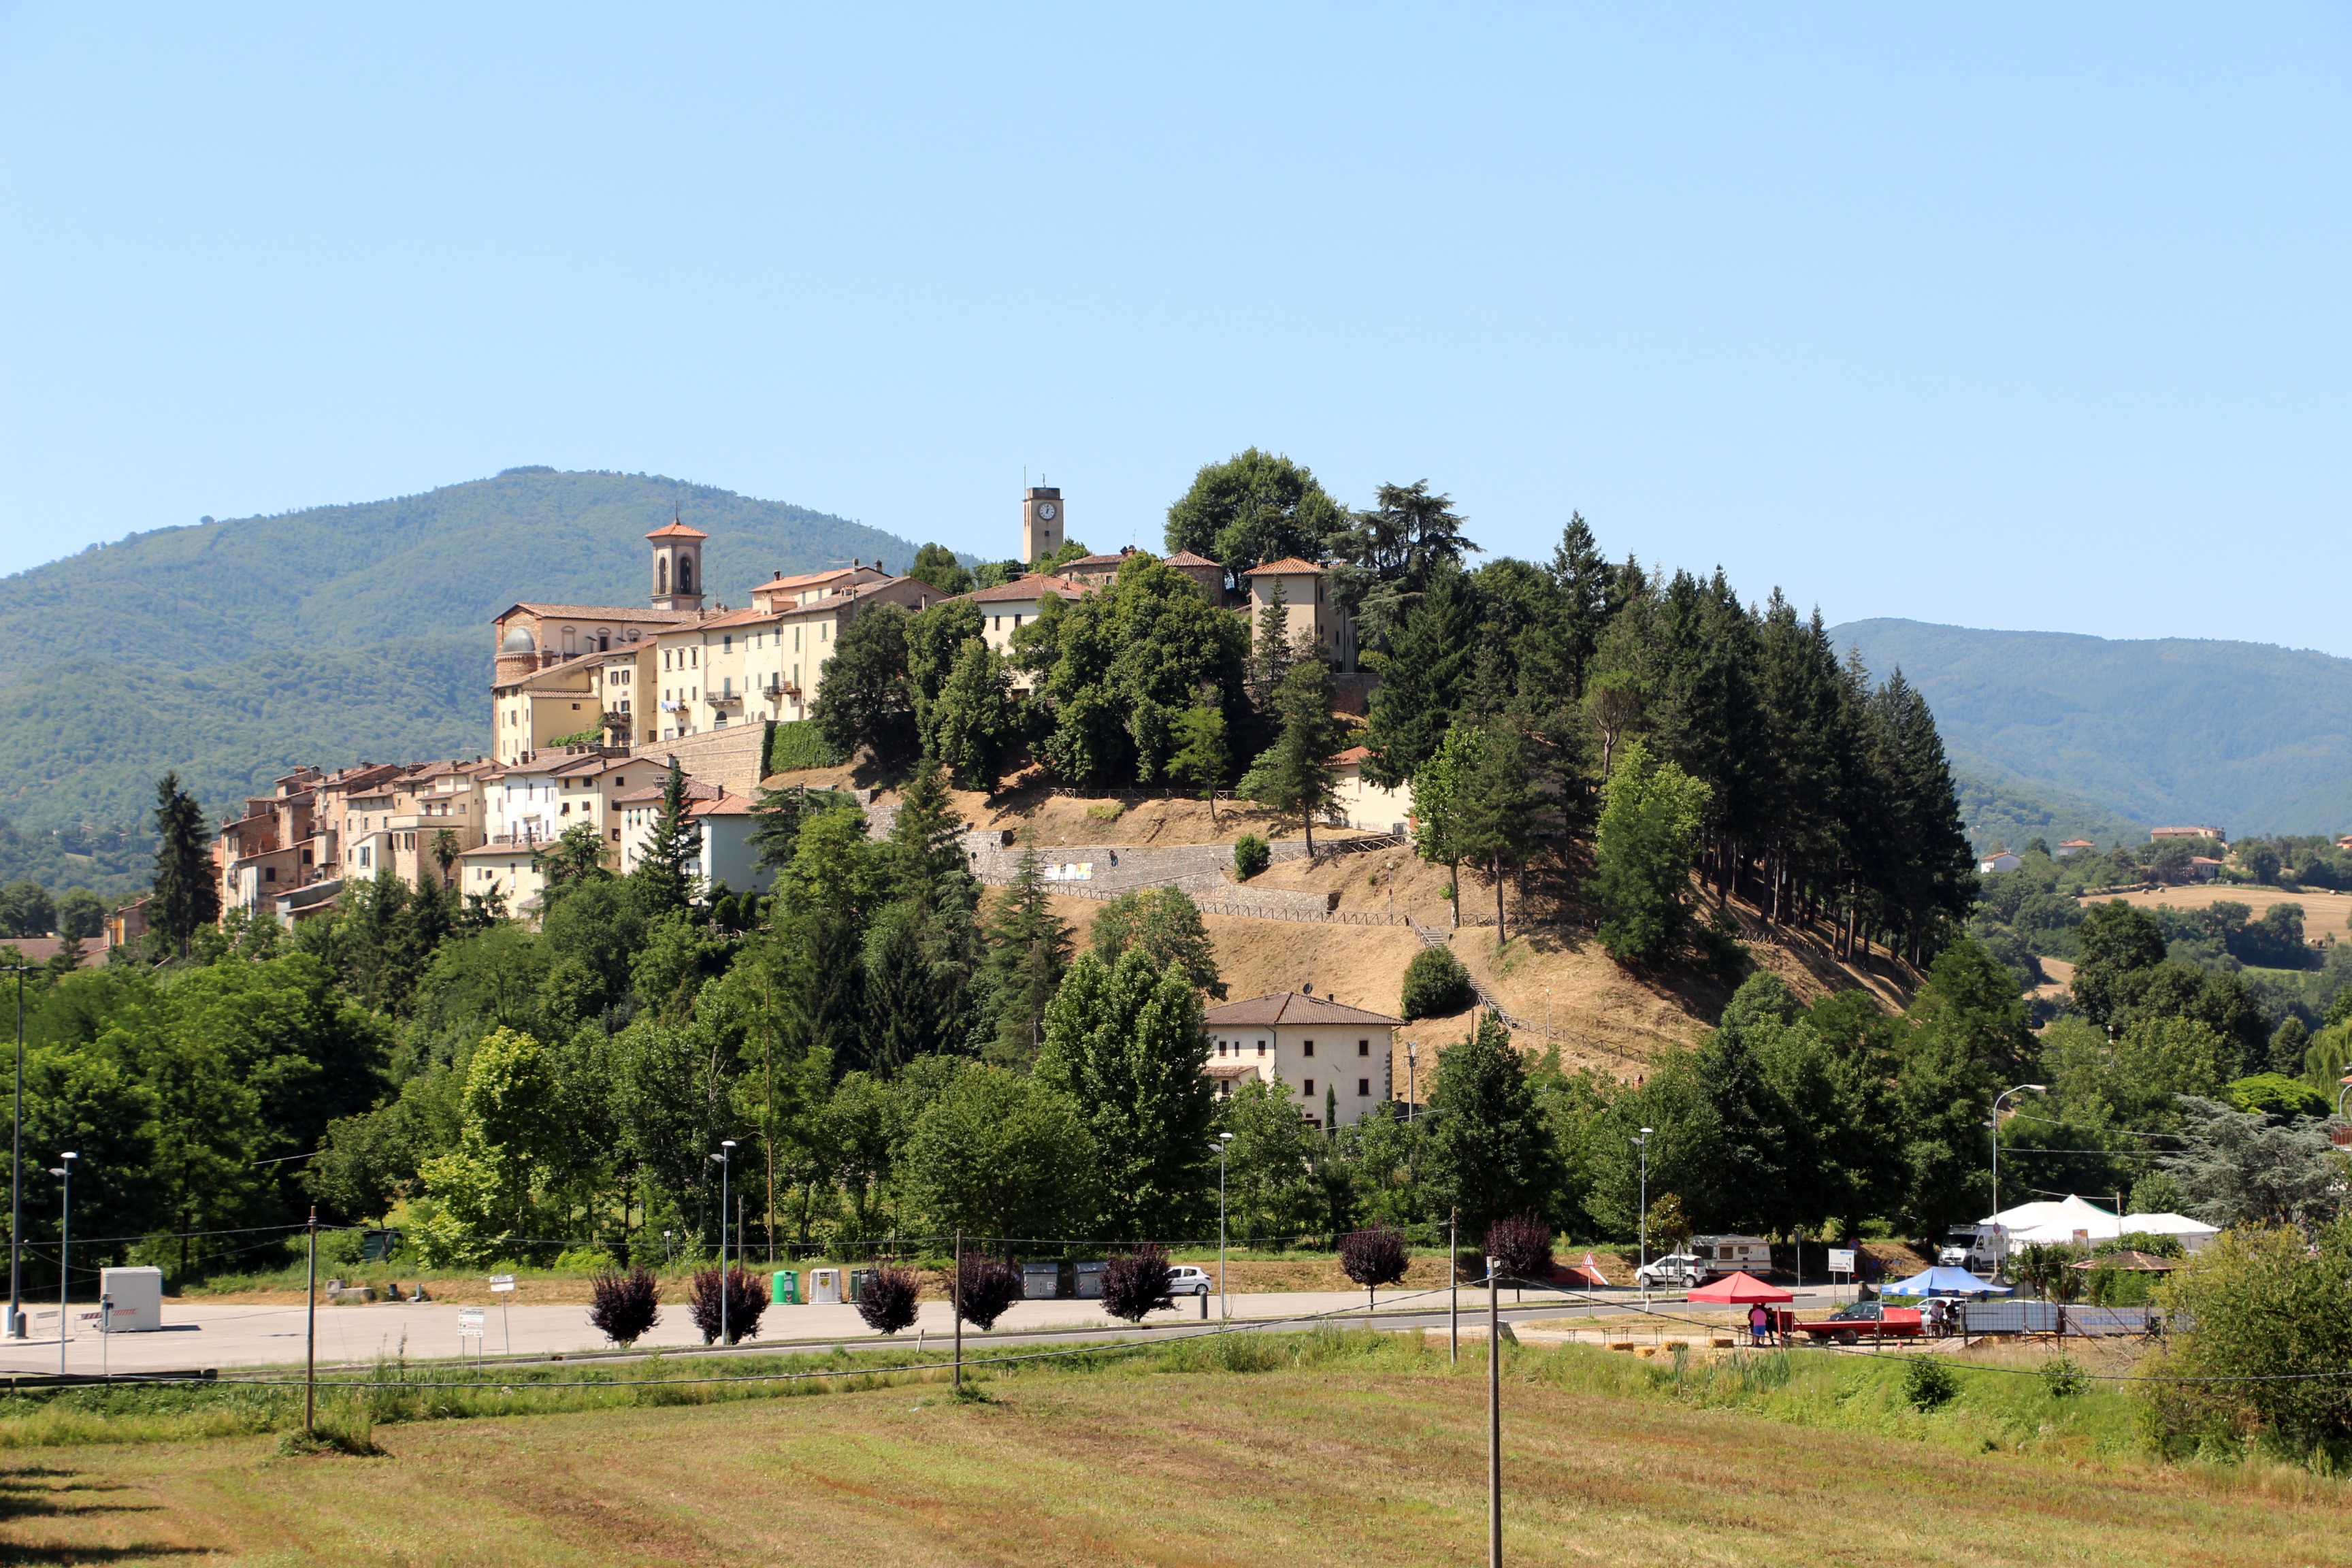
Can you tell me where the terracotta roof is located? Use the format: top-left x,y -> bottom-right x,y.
0,936 -> 101,970
689,792 -> 760,817
670,604 -> 785,632
2059,839 -> 2094,847
958,572 -> 1094,604
1163,550 -> 1220,568
549,754 -> 636,778
1330,745 -> 1373,766
644,520 -> 710,540
1241,557 -> 1324,576
761,567 -> 857,591
615,779 -> 724,806
1063,551 -> 1132,570
1204,1063 -> 1263,1082
507,602 -> 701,623
1203,991 -> 1403,1028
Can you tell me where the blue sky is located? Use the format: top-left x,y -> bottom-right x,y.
3,5 -> 2345,649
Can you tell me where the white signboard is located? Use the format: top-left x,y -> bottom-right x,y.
1043,863 -> 1094,882
1828,1249 -> 1857,1274
489,1275 -> 516,1293
457,1307 -> 487,1339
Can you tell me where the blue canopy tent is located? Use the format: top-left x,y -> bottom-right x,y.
1880,1266 -> 2012,1298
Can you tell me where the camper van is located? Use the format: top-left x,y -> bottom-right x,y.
1689,1235 -> 1774,1280
1936,1224 -> 2007,1273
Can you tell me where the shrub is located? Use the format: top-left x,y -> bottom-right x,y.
1099,1244 -> 1175,1322
552,1246 -> 619,1273
950,1255 -> 1024,1330
686,1266 -> 769,1345
768,719 -> 848,774
1086,801 -> 1126,822
2039,1356 -> 2088,1399
588,1267 -> 663,1348
1339,1227 -> 1409,1296
1400,947 -> 1474,1019
1903,1356 -> 1961,1411
2223,1072 -> 2332,1121
1232,834 -> 1271,881
1483,1213 -> 1554,1287
855,1264 -> 921,1335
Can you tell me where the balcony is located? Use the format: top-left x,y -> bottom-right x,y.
706,687 -> 742,706
761,679 -> 799,700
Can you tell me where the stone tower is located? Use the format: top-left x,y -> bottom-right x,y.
1022,487 -> 1063,567
647,516 -> 708,610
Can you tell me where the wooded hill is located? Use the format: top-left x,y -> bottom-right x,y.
1830,619 -> 2352,843
0,469 -> 936,832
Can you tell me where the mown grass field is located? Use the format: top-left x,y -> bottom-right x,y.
3,1330 -> 2347,1565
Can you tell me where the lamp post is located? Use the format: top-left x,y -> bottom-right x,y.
709,1140 -> 736,1345
6,964 -> 27,1339
48,1153 -> 74,1374
1989,1085 -> 2047,1222
1405,1042 -> 1418,1123
1211,1132 -> 1233,1320
1632,1127 -> 1652,1303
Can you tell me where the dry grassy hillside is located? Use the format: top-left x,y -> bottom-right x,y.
772,765 -> 1916,1083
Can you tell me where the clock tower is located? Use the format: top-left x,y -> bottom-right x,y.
1022,486 -> 1063,568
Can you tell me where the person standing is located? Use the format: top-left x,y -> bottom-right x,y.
1749,1302 -> 1771,1347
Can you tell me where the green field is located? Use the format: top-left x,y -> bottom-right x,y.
2,1331 -> 2345,1565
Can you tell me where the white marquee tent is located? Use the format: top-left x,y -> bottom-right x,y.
1982,1195 -> 2219,1253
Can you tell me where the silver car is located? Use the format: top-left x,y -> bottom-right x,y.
1168,1266 -> 1213,1296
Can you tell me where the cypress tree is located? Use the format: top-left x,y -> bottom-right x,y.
632,757 -> 702,915
150,770 -> 219,958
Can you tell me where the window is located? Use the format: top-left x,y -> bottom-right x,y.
1358,1079 -> 1371,1096
723,635 -> 732,652
1217,1040 -> 1227,1056
1358,1039 -> 1370,1056
1013,614 -> 1023,628
1257,1041 -> 1267,1056
264,867 -> 277,883
794,627 -> 801,651
1303,1079 -> 1314,1097
610,828 -> 621,841
1303,1040 -> 1314,1058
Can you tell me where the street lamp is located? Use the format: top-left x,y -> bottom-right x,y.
5,964 -> 29,1339
709,1140 -> 736,1346
1989,1085 -> 2047,1223
47,1153 -> 74,1374
1405,1042 -> 1418,1124
1211,1132 -> 1233,1320
1633,1128 -> 1652,1303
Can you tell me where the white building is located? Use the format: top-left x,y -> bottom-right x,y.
1329,745 -> 1413,833
615,781 -> 773,896
1200,990 -> 1402,1128
1978,849 -> 2023,875
959,572 -> 1096,689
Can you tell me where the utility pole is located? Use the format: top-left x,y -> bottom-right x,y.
1450,1209 -> 1459,1365
7,964 -> 26,1339
711,1140 -> 736,1346
1213,1133 -> 1233,1320
1487,1255 -> 1501,1568
953,1228 -> 963,1394
1633,1128 -> 1652,1304
305,1205 -> 318,1433
50,1153 -> 75,1376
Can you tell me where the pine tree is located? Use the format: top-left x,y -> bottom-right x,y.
1167,705 -> 1231,823
1250,576 -> 1295,702
632,757 -> 702,916
150,770 -> 219,958
886,757 -> 968,909
1360,564 -> 1480,789
981,848 -> 1073,1066
1424,1012 -> 1563,1236
1238,658 -> 1347,854
1451,719 -> 1542,944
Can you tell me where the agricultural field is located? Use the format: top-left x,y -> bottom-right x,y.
3,1332 -> 2345,1565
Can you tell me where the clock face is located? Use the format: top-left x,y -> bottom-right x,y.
1036,502 -> 1058,522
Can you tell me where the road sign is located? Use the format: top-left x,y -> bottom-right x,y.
457,1307 -> 486,1338
1828,1248 -> 1857,1274
489,1275 -> 516,1293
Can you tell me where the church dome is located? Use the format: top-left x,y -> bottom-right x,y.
500,625 -> 535,654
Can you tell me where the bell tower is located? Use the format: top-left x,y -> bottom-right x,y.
1022,487 -> 1063,568
647,516 -> 709,610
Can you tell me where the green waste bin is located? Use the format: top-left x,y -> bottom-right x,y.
772,1270 -> 798,1305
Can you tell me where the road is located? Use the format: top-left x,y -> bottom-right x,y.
0,1283 -> 1850,1378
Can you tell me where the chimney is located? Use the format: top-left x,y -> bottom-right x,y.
877,560 -> 887,576
853,558 -> 861,569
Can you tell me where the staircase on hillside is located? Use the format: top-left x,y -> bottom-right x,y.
1409,919 -> 1535,1031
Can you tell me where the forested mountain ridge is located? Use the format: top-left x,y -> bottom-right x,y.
0,469 -> 947,832
1829,618 -> 2352,841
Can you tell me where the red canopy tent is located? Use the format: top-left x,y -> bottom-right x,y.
1685,1271 -> 1793,1305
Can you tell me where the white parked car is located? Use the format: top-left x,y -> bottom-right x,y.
1168,1266 -> 1213,1296
1634,1254 -> 1706,1289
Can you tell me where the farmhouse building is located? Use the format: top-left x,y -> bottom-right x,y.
1200,991 -> 1401,1128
